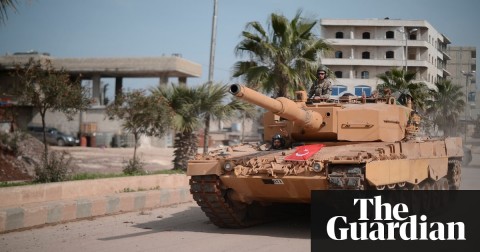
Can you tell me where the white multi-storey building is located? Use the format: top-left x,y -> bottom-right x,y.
320,18 -> 451,97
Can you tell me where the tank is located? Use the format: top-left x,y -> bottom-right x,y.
187,84 -> 464,228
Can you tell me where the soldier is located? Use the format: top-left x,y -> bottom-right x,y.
308,68 -> 332,100
271,134 -> 285,150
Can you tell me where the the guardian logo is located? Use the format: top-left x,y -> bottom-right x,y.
326,196 -> 466,241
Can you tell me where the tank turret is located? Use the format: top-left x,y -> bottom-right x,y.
230,83 -> 413,143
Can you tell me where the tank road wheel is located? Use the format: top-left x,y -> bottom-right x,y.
419,180 -> 432,190
189,175 -> 266,228
407,183 -> 420,190
387,184 -> 396,189
435,178 -> 449,190
447,160 -> 462,190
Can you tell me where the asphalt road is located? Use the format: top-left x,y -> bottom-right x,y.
1,149 -> 480,252
0,202 -> 311,252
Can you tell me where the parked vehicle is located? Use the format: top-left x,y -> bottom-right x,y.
27,126 -> 79,146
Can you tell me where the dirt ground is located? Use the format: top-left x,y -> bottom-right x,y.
0,132 -> 176,182
0,134 -> 45,182
51,146 -> 176,174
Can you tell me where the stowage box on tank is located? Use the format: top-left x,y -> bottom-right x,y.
187,84 -> 464,228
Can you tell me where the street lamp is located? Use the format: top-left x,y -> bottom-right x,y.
462,70 -> 476,143
398,28 -> 418,72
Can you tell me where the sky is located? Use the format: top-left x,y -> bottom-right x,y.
1,0 -> 479,93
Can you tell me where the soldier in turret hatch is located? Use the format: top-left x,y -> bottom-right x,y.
308,68 -> 332,100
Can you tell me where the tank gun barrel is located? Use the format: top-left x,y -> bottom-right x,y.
229,84 -> 323,129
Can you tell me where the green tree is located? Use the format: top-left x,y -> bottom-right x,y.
152,83 -> 258,169
198,83 -> 256,154
151,85 -> 201,171
425,80 -> 465,136
232,10 -> 331,98
106,89 -> 172,174
14,58 -> 91,161
376,68 -> 430,110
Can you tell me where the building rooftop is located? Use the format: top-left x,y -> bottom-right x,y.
0,52 -> 202,79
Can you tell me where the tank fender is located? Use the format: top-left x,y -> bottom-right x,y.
187,160 -> 222,176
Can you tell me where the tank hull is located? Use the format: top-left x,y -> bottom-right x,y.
188,138 -> 463,193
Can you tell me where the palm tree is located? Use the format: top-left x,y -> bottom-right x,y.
425,80 -> 465,136
232,9 -> 331,98
0,0 -> 17,24
151,85 -> 201,170
197,83 -> 257,154
376,68 -> 430,110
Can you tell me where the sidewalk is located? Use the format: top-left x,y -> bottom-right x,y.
0,174 -> 192,233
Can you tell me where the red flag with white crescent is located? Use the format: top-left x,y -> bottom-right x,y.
284,144 -> 325,161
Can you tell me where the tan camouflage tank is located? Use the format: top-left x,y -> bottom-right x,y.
187,84 -> 464,228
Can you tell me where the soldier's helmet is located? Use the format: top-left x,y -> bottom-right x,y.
316,67 -> 328,77
271,134 -> 285,149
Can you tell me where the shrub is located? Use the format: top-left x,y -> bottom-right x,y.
34,151 -> 75,183
122,157 -> 145,175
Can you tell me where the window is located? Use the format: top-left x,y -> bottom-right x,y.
362,51 -> 370,59
468,92 -> 476,102
386,31 -> 394,39
332,85 -> 347,96
354,85 -> 372,96
335,51 -> 343,58
362,32 -> 370,39
409,34 -> 417,40
336,32 -> 344,39
361,71 -> 369,79
386,51 -> 394,59
472,51 -> 476,59
335,71 -> 343,78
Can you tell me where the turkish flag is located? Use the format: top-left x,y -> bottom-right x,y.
284,144 -> 325,161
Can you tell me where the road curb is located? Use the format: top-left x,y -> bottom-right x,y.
0,174 -> 193,233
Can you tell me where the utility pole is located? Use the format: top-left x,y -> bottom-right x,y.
203,0 -> 218,155
208,0 -> 218,84
398,28 -> 417,73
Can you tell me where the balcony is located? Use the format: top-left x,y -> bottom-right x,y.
323,58 -> 429,68
326,39 -> 429,48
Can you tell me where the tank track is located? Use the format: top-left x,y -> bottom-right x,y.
447,159 -> 461,190
190,175 -> 266,228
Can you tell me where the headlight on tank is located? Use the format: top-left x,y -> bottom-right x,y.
224,161 -> 234,171
312,162 -> 322,172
